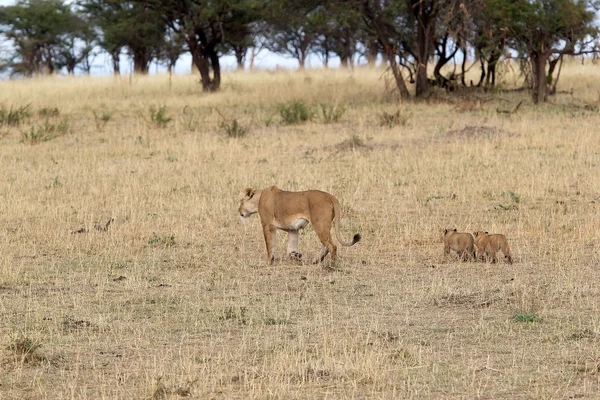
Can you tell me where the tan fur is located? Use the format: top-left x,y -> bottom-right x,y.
443,228 -> 475,261
239,186 -> 361,265
473,231 -> 513,264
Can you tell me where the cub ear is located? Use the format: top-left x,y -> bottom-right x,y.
452,228 -> 457,232
485,231 -> 489,234
244,187 -> 255,198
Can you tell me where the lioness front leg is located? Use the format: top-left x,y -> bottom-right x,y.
262,224 -> 277,265
287,231 -> 303,261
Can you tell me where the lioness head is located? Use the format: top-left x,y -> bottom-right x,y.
238,187 -> 261,219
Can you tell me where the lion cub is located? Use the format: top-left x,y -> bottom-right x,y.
473,231 -> 513,264
443,229 -> 475,261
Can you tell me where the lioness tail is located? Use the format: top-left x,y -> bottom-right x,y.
332,198 -> 361,247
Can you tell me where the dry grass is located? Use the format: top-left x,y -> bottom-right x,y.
1,62 -> 600,399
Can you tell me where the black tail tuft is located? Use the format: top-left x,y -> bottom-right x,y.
353,233 -> 361,244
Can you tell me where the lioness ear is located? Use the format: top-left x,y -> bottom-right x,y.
244,187 -> 255,198
485,231 -> 488,234
453,228 -> 457,232
444,229 -> 448,234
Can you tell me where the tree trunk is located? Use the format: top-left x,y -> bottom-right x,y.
111,50 -> 121,76
133,49 -> 150,74
366,39 -> 378,66
477,55 -> 485,87
414,6 -> 434,97
485,50 -> 500,87
189,40 -> 220,92
209,51 -> 221,91
66,60 -> 76,75
531,51 -> 549,104
298,51 -> 306,69
460,47 -> 467,87
382,43 -> 410,100
234,45 -> 245,70
248,47 -> 258,70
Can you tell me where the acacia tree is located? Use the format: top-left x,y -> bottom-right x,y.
138,0 -> 260,91
264,2 -> 323,69
361,0 -> 440,97
503,0 -> 598,103
0,0 -> 91,76
79,0 -> 166,75
313,5 -> 361,68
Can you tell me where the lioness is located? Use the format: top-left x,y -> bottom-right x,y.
443,228 -> 475,261
239,186 -> 361,265
473,231 -> 513,264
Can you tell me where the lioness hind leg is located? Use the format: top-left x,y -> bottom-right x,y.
320,237 -> 337,264
316,246 -> 329,264
313,220 -> 336,264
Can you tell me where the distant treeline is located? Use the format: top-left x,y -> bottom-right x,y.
0,0 -> 598,103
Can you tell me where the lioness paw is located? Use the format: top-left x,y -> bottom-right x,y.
289,251 -> 303,261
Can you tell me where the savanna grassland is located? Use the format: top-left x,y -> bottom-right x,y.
1,63 -> 600,399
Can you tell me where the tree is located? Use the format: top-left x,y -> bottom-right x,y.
0,0 -> 91,76
158,27 -> 186,74
79,0 -> 166,75
503,0 -> 598,103
361,0 -> 441,97
139,0 -> 262,91
313,4 -> 362,68
264,1 -> 323,69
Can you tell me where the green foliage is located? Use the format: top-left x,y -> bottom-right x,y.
92,109 -> 113,131
506,191 -> 520,204
219,119 -> 248,138
279,100 -> 314,125
320,103 -> 345,123
0,0 -> 93,76
0,104 -> 31,126
38,107 -> 60,118
264,317 -> 290,326
80,0 -> 166,74
378,109 -> 410,128
147,233 -> 175,248
216,108 -> 249,137
513,311 -> 543,323
149,105 -> 172,128
20,118 -> 70,145
7,336 -> 46,363
218,307 -> 247,324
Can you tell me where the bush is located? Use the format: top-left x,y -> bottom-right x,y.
149,105 -> 172,128
0,104 -> 31,127
320,103 -> 345,123
21,118 -> 70,145
378,109 -> 410,128
279,100 -> 314,125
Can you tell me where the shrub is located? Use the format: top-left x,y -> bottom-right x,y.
0,104 -> 31,126
21,118 -> 70,145
320,103 -> 346,123
149,105 -> 172,128
378,109 -> 410,128
92,109 -> 114,131
279,100 -> 314,125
